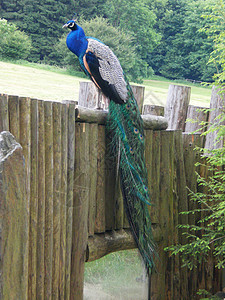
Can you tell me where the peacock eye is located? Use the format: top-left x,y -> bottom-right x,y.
134,128 -> 139,134
130,147 -> 134,154
139,133 -> 143,140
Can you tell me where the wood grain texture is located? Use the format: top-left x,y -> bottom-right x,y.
70,122 -> 90,300
0,94 -> 9,132
65,103 -> 76,300
44,101 -> 54,299
165,85 -> 191,131
0,132 -> 29,300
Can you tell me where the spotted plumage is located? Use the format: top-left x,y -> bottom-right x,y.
63,20 -> 156,281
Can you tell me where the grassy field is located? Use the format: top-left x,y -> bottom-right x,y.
0,61 -> 211,107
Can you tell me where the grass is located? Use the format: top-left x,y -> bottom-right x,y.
84,249 -> 148,300
0,60 -> 211,107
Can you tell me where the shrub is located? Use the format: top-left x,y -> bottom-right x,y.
0,19 -> 32,60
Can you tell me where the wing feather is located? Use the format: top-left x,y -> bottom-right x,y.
84,38 -> 128,104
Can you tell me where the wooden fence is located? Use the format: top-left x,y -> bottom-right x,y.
0,83 -> 224,300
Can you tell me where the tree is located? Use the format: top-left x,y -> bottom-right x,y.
104,0 -> 161,77
0,0 -> 76,62
0,18 -> 32,60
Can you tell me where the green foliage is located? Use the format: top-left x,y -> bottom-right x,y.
0,0 -> 76,62
0,19 -> 32,60
165,6 -> 225,297
202,0 -> 225,87
56,17 -> 150,82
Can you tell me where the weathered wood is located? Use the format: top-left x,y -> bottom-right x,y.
141,115 -> 168,130
44,101 -> 54,299
0,132 -> 28,300
52,102 -> 62,299
78,81 -> 145,112
36,100 -> 45,300
0,94 -> 9,131
156,130 -> 174,300
143,104 -> 164,116
65,103 -> 76,300
173,130 -> 188,299
88,123 -> 98,235
79,81 -> 109,110
75,105 -> 108,124
28,99 -> 38,300
105,131 -> 116,231
76,106 -> 168,130
205,86 -> 225,149
183,133 -> 204,298
165,84 -> 191,131
8,95 -> 20,141
185,105 -> 209,133
86,229 -> 136,262
95,125 -> 106,233
59,103 -> 68,299
70,122 -> 90,300
131,85 -> 145,113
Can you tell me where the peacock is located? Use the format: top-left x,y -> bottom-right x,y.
63,18 -> 156,286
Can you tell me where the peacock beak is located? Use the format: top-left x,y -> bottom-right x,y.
62,23 -> 69,28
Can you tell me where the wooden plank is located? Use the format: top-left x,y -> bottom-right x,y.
88,123 -> 98,235
8,95 -> 20,141
36,100 -> 45,300
0,132 -> 29,300
65,103 -> 76,300
19,96 -> 31,299
94,125 -> 106,233
0,94 -> 9,131
182,133 -> 204,298
28,99 -> 38,300
44,101 -> 54,299
156,130 -> 174,300
52,102 -> 62,299
165,84 -> 191,131
105,131 -> 116,231
70,122 -> 90,300
148,131 -> 162,300
59,103 -> 68,299
173,130 -> 188,299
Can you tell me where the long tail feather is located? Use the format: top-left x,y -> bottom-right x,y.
106,80 -> 155,273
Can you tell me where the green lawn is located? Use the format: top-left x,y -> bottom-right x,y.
0,61 -> 211,107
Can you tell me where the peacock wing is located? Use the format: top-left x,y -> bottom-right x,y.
83,38 -> 128,104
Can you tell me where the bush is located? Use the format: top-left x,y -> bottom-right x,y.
0,19 -> 32,60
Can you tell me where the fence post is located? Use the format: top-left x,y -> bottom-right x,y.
0,131 -> 29,299
78,81 -> 145,112
205,86 -> 225,149
165,85 -> 191,131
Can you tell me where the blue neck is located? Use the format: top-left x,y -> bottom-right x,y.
66,25 -> 88,58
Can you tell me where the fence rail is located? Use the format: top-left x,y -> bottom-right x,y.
0,83 -> 224,299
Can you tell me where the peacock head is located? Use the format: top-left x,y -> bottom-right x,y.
62,20 -> 77,31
